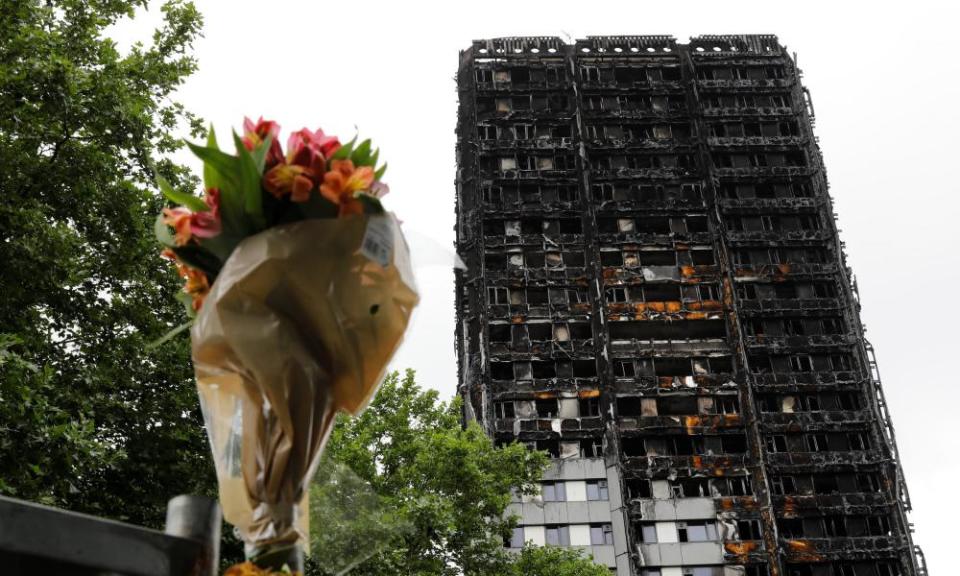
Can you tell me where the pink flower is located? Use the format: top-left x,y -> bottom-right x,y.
191,188 -> 222,238
242,117 -> 284,168
369,181 -> 390,198
162,188 -> 221,245
287,128 -> 340,165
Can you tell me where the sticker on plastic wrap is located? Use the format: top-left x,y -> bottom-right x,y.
361,216 -> 394,269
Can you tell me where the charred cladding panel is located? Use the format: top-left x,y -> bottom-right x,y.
455,35 -> 922,576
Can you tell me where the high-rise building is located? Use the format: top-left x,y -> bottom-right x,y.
454,35 -> 924,576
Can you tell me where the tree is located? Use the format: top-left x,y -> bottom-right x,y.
0,0 -> 211,528
509,546 -> 612,576
306,370 -> 609,576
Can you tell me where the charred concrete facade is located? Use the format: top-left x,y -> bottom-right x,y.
455,35 -> 923,576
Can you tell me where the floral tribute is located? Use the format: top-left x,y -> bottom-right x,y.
156,117 -> 389,314
154,118 -> 417,573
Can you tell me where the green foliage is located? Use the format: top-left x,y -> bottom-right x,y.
509,546 -> 613,576
305,370 -> 606,576
0,0 -> 214,527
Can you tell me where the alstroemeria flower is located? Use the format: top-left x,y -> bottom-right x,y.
287,127 -> 340,162
159,249 -> 211,312
242,117 -> 284,168
161,188 -> 222,245
162,207 -> 193,246
320,159 -> 374,216
263,163 -> 316,203
178,262 -> 210,311
263,128 -> 338,203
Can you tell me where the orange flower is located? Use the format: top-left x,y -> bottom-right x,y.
319,160 -> 374,216
159,248 -> 211,311
179,264 -> 210,311
224,562 -> 302,576
162,207 -> 193,246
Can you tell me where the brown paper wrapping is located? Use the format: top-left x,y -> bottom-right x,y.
190,214 -> 418,555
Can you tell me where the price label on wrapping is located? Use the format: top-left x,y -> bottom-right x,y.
361,216 -> 394,268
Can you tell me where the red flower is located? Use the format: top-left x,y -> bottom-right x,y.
242,116 -> 284,168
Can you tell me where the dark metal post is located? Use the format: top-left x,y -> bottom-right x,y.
165,495 -> 221,576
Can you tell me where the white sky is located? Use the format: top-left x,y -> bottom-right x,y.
113,0 -> 958,571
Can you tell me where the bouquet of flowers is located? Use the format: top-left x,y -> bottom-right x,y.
155,118 -> 419,568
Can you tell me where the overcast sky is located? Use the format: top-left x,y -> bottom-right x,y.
114,1 -> 958,571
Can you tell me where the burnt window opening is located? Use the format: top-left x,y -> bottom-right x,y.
580,438 -> 603,457
579,397 -> 601,417
609,320 -> 726,341
614,360 -> 636,378
573,359 -> 597,377
657,396 -> 699,416
487,286 -> 509,305
490,362 -> 513,380
527,323 -> 552,342
737,519 -> 763,540
625,478 -> 652,499
771,475 -> 796,495
495,401 -> 515,419
606,287 -> 629,303
531,361 -> 556,379
643,284 -> 681,301
535,398 -> 559,417
535,439 -> 560,458
489,324 -> 511,342
527,288 -> 549,305
766,435 -> 788,453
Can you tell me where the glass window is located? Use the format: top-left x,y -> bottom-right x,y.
545,525 -> 570,546
586,480 -> 609,500
640,524 -> 657,543
543,481 -> 567,502
679,521 -> 718,542
590,523 -> 614,545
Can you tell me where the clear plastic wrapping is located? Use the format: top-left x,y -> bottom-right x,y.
190,214 -> 418,556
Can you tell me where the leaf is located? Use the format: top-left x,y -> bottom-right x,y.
374,162 -> 388,180
156,173 -> 207,212
146,320 -> 194,350
203,126 -> 225,191
330,136 -> 357,161
187,140 -> 238,189
186,139 -> 246,235
154,213 -> 176,247
233,131 -> 266,230
251,134 -> 273,174
351,139 -> 372,166
369,148 -> 380,169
